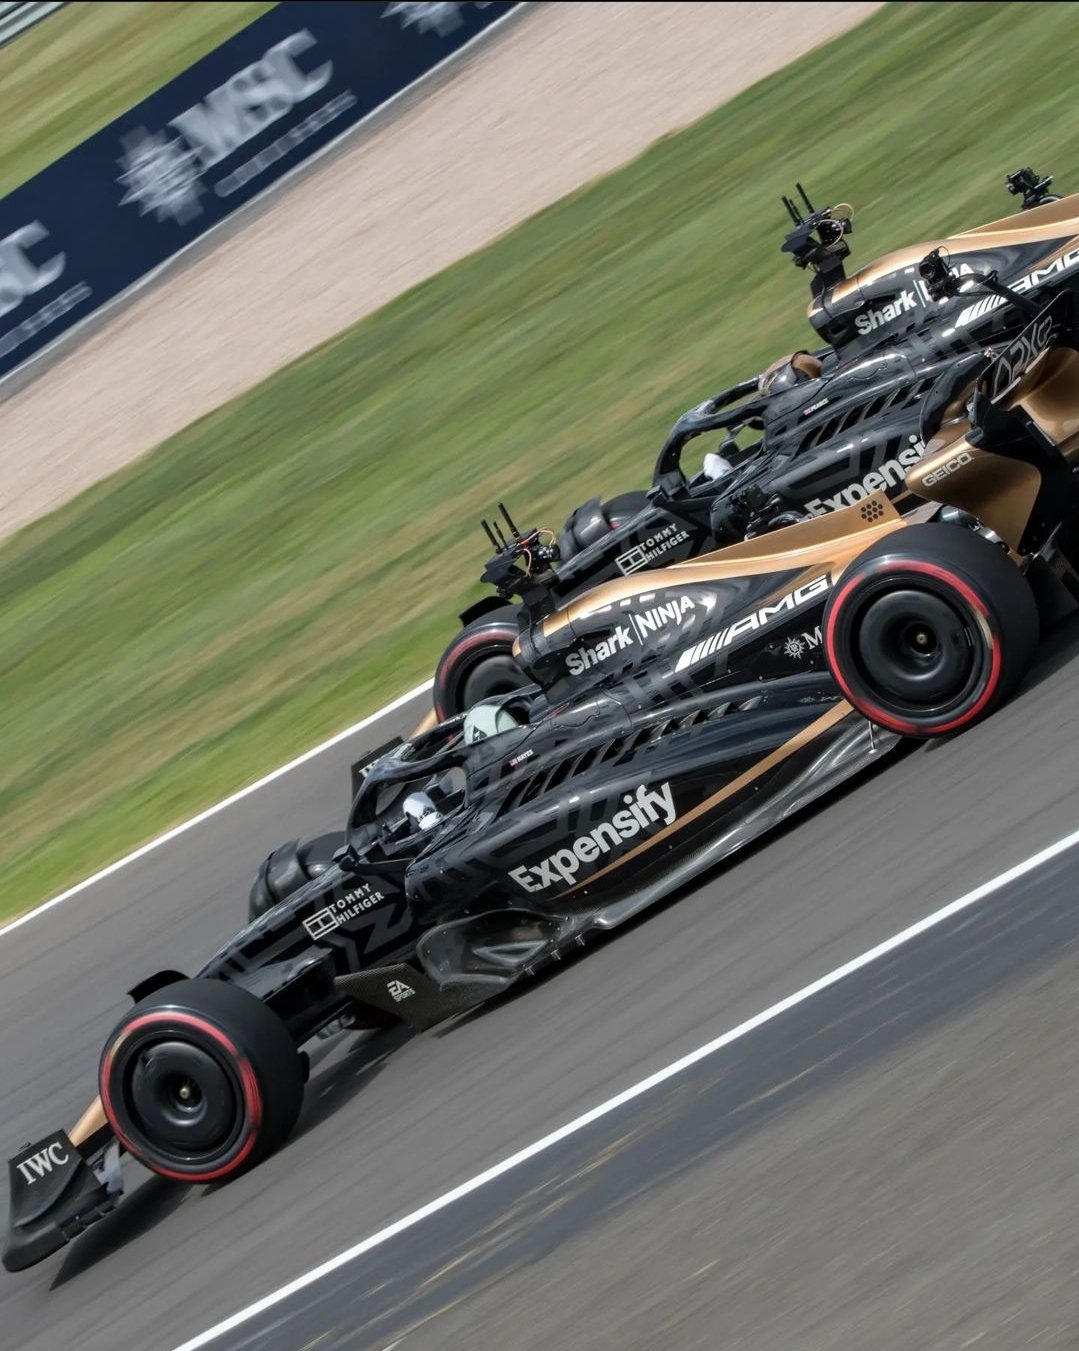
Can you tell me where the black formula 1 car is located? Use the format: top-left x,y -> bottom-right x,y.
433,167 -> 1079,719
7,286 -> 1079,1273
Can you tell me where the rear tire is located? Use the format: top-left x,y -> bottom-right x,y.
823,524 -> 1037,737
99,979 -> 304,1184
433,607 -> 528,720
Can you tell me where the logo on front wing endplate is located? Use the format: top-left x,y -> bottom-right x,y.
675,575 -> 832,673
510,782 -> 676,893
14,1139 -> 70,1186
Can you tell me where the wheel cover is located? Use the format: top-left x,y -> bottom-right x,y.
850,587 -> 981,709
127,1040 -> 240,1156
826,558 -> 1002,735
100,1011 -> 262,1181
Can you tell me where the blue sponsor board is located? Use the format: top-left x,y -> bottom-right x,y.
0,1 -> 520,380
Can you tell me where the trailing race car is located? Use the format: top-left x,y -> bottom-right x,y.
7,287 -> 1079,1273
433,168 -> 1079,718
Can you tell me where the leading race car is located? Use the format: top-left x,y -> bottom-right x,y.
433,168 -> 1079,719
7,288 -> 1079,1273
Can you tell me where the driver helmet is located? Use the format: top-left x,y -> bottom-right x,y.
757,350 -> 822,396
402,792 -> 443,831
462,702 -> 521,744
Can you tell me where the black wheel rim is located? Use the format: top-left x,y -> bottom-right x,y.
840,580 -> 988,720
116,1033 -> 245,1166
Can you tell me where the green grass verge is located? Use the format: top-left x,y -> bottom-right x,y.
0,0 -> 273,196
3,1 -> 1078,920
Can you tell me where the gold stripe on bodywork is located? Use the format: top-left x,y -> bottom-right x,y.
907,442 -> 1039,553
562,699 -> 854,896
541,493 -> 923,640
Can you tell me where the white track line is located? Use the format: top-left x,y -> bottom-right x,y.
171,822 -> 1079,1351
0,679 -> 433,941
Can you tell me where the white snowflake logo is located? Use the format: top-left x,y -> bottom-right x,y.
117,128 -> 204,225
783,635 -> 807,660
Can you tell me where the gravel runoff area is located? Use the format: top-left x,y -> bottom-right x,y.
0,1 -> 879,543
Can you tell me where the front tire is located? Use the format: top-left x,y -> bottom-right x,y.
823,524 -> 1037,737
99,979 -> 304,1184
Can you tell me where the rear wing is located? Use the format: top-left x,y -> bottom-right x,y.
960,290 -> 1079,555
920,292 -> 1078,451
978,291 -> 1074,404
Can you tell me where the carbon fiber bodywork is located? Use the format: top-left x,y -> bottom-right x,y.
649,207 -> 1079,546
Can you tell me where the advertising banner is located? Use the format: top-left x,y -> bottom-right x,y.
0,1 -> 520,380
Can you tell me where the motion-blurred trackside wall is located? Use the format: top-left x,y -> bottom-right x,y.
0,0 -> 520,382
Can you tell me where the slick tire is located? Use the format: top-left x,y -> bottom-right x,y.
99,979 -> 304,1184
823,523 -> 1038,738
433,607 -> 528,720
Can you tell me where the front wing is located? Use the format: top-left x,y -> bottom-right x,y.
3,1102 -> 122,1272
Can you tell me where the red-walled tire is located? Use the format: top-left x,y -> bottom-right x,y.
433,608 -> 528,720
99,979 -> 304,1184
823,524 -> 1037,738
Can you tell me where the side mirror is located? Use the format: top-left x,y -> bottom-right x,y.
333,842 -> 362,875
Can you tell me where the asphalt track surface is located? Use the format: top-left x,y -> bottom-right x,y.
5,619 -> 1079,1350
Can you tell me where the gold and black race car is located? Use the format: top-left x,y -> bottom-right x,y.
6,280 -> 1079,1276
433,169 -> 1079,718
